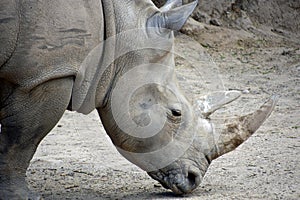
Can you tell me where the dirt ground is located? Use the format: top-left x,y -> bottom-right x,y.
27,20 -> 299,199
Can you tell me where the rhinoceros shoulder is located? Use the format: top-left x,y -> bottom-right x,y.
0,0 -> 104,91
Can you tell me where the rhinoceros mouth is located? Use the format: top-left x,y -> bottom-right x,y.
148,164 -> 201,194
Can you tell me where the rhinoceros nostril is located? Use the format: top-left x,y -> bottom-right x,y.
171,171 -> 201,194
186,170 -> 201,190
148,168 -> 202,194
187,172 -> 197,186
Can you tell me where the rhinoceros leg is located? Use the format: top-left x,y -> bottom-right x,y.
0,77 -> 73,199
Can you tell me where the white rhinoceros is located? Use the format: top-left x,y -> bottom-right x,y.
0,0 -> 277,198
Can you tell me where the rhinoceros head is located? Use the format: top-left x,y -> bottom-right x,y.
97,0 -> 277,195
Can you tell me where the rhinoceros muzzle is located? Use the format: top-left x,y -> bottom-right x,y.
148,162 -> 202,194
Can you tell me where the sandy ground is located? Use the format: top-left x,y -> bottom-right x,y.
27,21 -> 299,199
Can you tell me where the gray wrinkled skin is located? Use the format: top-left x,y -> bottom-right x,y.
0,0 -> 276,199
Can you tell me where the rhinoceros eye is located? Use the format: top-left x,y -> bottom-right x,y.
171,109 -> 181,117
167,108 -> 182,123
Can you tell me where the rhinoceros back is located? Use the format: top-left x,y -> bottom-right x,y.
0,0 -> 104,92
0,0 -> 19,67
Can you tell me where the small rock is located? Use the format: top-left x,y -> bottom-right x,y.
65,185 -> 79,189
193,12 -> 210,24
242,89 -> 250,94
100,176 -> 109,181
154,183 -> 162,188
209,18 -> 222,26
271,28 -> 284,34
181,17 -> 205,34
281,50 -> 294,56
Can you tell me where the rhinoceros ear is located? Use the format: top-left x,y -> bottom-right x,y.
148,0 -> 198,31
163,0 -> 197,30
159,0 -> 182,12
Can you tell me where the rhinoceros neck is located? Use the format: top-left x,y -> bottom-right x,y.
98,0 -> 159,105
71,0 -> 157,114
71,1 -> 116,114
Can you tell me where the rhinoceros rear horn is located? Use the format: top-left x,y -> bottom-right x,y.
210,95 -> 278,160
148,0 -> 198,31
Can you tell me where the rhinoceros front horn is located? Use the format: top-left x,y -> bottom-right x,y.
207,95 -> 278,161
